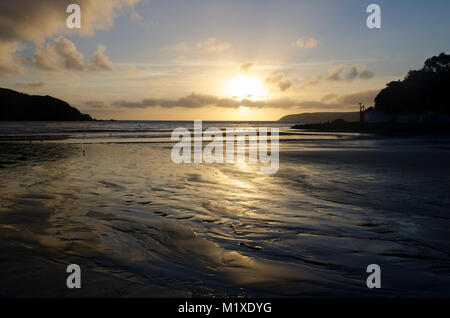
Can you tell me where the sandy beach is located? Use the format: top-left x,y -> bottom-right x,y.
1,122 -> 450,297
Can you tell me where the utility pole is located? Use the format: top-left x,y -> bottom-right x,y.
359,103 -> 365,128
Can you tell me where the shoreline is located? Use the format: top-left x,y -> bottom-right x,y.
291,122 -> 450,136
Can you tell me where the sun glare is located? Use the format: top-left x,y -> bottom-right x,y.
223,75 -> 267,100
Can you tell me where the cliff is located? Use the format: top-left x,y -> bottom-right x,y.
0,88 -> 93,121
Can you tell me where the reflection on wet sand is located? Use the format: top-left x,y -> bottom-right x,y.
1,136 -> 450,297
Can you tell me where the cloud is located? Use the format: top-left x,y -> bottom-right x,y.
240,61 -> 256,73
327,64 -> 346,81
327,64 -> 374,82
345,64 -> 363,81
0,42 -> 24,76
0,0 -> 142,42
359,69 -> 374,79
292,65 -> 374,91
0,0 -> 140,77
15,81 -> 47,90
265,73 -> 284,85
296,37 -> 318,49
88,44 -> 115,71
161,38 -> 231,55
85,100 -> 106,108
265,72 -> 292,92
112,94 -> 271,109
27,36 -> 84,71
320,93 -> 339,102
24,38 -> 115,73
113,93 -> 240,109
295,76 -> 323,91
111,88 -> 381,110
277,81 -> 292,91
275,89 -> 380,109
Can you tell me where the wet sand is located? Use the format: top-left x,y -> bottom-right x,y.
1,132 -> 450,297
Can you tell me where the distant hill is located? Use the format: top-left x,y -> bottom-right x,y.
0,88 -> 93,121
279,112 -> 359,123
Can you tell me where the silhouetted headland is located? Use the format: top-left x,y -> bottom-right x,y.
0,88 -> 93,121
279,112 -> 359,123
292,53 -> 450,135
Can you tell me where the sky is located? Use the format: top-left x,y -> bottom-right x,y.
0,0 -> 449,120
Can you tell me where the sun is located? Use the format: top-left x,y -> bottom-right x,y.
223,75 -> 267,100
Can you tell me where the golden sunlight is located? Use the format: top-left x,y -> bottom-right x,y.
223,75 -> 268,100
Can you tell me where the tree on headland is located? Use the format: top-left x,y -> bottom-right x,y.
374,52 -> 450,115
